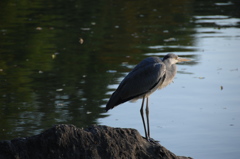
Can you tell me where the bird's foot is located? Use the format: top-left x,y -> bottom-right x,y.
143,136 -> 160,143
149,138 -> 160,143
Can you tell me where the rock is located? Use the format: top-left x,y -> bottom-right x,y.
0,124 -> 192,159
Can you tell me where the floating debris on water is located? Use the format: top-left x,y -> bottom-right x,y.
79,38 -> 84,44
56,88 -> 63,92
36,27 -> 42,30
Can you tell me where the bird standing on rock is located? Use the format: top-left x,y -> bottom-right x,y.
106,53 -> 190,142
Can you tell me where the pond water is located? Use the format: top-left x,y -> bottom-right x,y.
0,0 -> 240,159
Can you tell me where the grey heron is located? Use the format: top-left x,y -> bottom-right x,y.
106,53 -> 190,141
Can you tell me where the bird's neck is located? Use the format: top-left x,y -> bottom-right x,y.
165,63 -> 177,80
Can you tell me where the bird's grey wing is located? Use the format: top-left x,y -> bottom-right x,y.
106,58 -> 166,111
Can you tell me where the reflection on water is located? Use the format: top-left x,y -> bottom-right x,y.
0,0 -> 195,139
0,0 -> 240,159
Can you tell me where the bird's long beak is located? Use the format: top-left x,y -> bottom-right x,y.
177,57 -> 190,62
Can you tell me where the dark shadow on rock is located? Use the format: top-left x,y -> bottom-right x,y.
0,124 -> 192,159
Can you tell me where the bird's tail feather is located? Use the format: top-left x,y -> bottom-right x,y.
105,92 -> 125,112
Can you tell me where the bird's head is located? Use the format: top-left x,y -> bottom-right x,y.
163,53 -> 190,64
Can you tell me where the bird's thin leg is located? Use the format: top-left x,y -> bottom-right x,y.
146,97 -> 150,139
140,97 -> 148,141
145,97 -> 159,143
